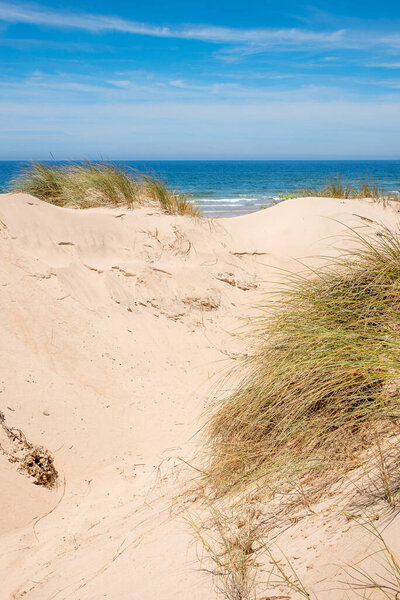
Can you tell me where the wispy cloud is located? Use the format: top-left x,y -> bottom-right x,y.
0,1 -> 370,51
367,61 -> 400,69
0,36 -> 104,52
3,68 -> 399,108
1,1 -> 400,56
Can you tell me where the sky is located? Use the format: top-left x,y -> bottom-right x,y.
0,0 -> 400,160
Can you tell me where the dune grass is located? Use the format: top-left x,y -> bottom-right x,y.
208,227 -> 400,495
273,175 -> 399,206
299,175 -> 397,203
11,161 -> 199,216
141,172 -> 200,216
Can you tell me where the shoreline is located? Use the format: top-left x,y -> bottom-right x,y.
1,159 -> 399,218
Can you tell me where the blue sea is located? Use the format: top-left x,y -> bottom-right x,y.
1,160 -> 400,217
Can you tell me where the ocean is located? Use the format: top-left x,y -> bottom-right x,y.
1,160 -> 400,217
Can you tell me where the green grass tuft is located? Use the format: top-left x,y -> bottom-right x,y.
299,175 -> 397,203
11,160 -> 200,216
141,172 -> 200,217
208,227 -> 400,494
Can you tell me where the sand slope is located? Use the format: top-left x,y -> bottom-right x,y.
0,192 -> 399,599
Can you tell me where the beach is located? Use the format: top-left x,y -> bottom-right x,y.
2,0 -> 400,595
1,191 -> 400,598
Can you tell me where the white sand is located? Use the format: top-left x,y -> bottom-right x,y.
0,192 -> 399,599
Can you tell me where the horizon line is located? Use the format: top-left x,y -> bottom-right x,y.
1,158 -> 400,162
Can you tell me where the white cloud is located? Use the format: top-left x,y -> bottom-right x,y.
0,1 -> 386,52
2,1 -> 400,57
367,62 -> 400,69
107,80 -> 132,88
0,70 -> 357,103
0,2 -> 339,45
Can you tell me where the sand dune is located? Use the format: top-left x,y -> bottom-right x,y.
0,192 -> 399,599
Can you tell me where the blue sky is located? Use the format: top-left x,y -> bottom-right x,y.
0,1 -> 400,159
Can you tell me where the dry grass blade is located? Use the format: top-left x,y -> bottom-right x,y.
186,503 -> 261,600
265,547 -> 312,599
345,518 -> 400,599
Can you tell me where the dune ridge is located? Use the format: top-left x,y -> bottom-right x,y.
0,192 -> 399,599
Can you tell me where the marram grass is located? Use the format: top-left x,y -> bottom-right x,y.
208,227 -> 400,493
299,175 -> 398,203
141,172 -> 200,216
300,175 -> 381,199
275,175 -> 400,205
11,161 -> 199,216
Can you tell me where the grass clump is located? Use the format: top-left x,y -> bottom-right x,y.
13,161 -> 138,208
12,161 -> 199,216
142,172 -> 200,216
208,227 -> 400,494
299,175 -> 396,203
271,176 -> 398,210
